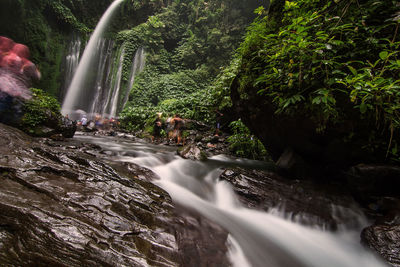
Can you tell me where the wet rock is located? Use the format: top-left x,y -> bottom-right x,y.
360,197 -> 400,266
361,223 -> 400,266
50,133 -> 65,141
276,147 -> 311,179
178,144 -> 207,161
171,206 -> 230,267
0,123 -> 230,266
59,120 -> 77,138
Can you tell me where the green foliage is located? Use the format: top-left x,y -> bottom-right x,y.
48,0 -> 90,33
120,65 -> 215,128
236,0 -> 400,158
227,119 -> 268,160
21,88 -> 62,132
119,106 -> 155,131
210,57 -> 241,110
118,0 -> 260,131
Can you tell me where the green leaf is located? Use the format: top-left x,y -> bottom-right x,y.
312,97 -> 321,104
347,65 -> 358,76
379,51 -> 388,60
359,102 -> 367,114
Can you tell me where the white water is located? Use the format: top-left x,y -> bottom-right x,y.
61,0 -> 124,116
88,39 -> 114,117
106,44 -> 125,118
74,134 -> 386,267
63,35 -> 81,91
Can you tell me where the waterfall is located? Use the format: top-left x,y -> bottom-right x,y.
122,47 -> 146,109
60,35 -> 81,100
61,38 -> 144,120
105,44 -> 126,118
61,0 -> 124,118
64,35 -> 81,90
88,39 -> 114,117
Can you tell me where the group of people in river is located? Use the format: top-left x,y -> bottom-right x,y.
64,113 -> 120,134
152,113 -> 185,145
63,109 -> 222,146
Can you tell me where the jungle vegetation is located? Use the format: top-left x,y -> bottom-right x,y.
1,0 -> 399,161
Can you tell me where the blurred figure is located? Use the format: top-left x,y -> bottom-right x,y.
0,37 -> 40,125
152,112 -> 163,143
171,114 -> 184,145
0,36 -> 40,101
81,115 -> 88,129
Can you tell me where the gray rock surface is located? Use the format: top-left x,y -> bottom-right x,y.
362,223 -> 400,267
0,123 -> 229,266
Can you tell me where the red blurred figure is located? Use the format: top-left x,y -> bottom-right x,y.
0,36 -> 14,52
21,58 -> 41,80
0,36 -> 40,101
0,52 -> 23,71
11,43 -> 30,59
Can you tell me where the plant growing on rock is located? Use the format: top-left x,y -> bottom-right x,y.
21,88 -> 62,134
227,119 -> 268,160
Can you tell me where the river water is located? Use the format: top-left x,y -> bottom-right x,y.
74,133 -> 386,267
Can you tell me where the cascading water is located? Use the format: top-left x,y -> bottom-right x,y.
122,47 -> 146,109
61,0 -> 124,118
105,44 -> 126,118
73,134 -> 387,267
88,39 -> 114,117
61,35 -> 81,98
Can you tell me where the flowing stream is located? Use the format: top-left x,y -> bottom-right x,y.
74,133 -> 386,267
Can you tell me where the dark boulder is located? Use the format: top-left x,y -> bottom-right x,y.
347,164 -> 400,204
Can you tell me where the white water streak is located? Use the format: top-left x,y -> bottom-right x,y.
64,36 -> 81,89
88,39 -> 114,117
108,45 -> 126,118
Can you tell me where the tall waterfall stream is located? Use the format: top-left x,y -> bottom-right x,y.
74,133 -> 386,267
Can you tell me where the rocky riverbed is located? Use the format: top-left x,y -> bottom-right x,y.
0,123 -> 399,266
0,123 -> 229,266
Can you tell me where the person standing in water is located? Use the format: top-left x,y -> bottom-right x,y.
171,114 -> 184,145
152,112 -> 163,143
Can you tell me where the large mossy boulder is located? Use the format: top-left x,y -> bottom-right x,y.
20,88 -> 76,138
230,0 -> 400,178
